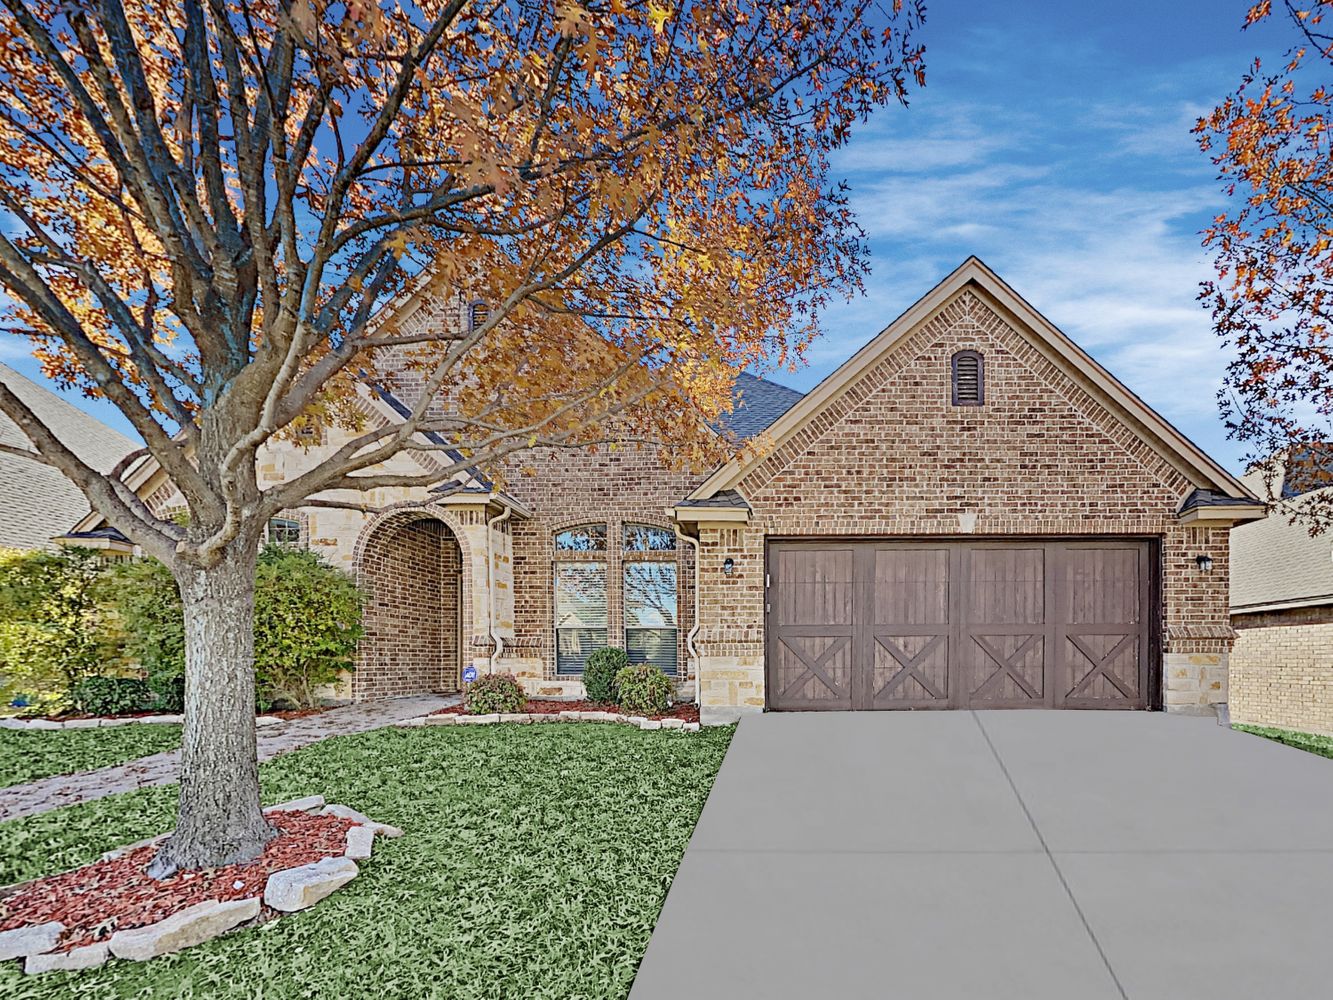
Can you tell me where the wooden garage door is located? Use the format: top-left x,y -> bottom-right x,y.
766,540 -> 1155,711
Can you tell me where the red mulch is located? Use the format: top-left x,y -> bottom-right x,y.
0,812 -> 354,951
432,699 -> 700,723
266,707 -> 328,721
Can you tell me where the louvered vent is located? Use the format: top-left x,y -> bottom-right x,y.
951,350 -> 984,406
469,300 -> 490,330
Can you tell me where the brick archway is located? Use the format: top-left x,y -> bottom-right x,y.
353,508 -> 470,699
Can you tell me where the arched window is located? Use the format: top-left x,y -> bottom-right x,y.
554,524 -> 607,674
951,350 -> 984,406
469,300 -> 490,331
622,524 -> 678,676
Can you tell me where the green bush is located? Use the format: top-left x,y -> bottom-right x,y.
103,545 -> 364,711
464,672 -> 527,715
103,558 -> 185,711
583,647 -> 628,703
615,663 -> 674,716
68,676 -> 153,717
0,546 -> 117,708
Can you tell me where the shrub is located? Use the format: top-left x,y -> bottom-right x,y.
68,676 -> 153,717
614,663 -> 674,716
103,545 -> 364,712
464,673 -> 526,715
0,546 -> 117,706
583,646 -> 628,703
253,545 -> 363,709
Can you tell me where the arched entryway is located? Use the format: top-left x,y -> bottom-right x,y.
355,513 -> 464,699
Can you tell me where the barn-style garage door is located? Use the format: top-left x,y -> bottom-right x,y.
766,540 -> 1155,711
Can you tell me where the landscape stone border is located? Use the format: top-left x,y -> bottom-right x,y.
395,710 -> 701,732
0,794 -> 400,975
0,715 -> 284,731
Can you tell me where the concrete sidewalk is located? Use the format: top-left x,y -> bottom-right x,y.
631,711 -> 1333,1000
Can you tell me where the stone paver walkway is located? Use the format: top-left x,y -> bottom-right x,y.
0,695 -> 458,822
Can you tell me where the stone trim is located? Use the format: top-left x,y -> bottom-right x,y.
0,715 -> 284,731
395,712 -> 700,732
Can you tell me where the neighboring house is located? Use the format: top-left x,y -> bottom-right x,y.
64,258 -> 1265,720
0,363 -> 136,552
1230,453 -> 1333,736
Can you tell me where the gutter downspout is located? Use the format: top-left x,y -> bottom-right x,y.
673,523 -> 701,706
486,505 -> 512,667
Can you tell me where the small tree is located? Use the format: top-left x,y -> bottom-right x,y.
0,546 -> 114,707
0,0 -> 925,873
1197,1 -> 1333,525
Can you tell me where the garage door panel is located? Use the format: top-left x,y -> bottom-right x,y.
767,539 -> 1155,712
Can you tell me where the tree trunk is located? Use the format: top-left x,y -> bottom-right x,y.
148,543 -> 274,878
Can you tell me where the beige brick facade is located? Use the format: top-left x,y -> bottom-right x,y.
1230,606 -> 1333,736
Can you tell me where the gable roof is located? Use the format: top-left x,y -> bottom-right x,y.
685,257 -> 1259,508
718,372 -> 805,440
1231,500 -> 1333,612
0,363 -> 137,549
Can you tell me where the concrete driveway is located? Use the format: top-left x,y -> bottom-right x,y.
631,711 -> 1333,1000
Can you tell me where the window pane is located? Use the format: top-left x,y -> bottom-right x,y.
557,627 -> 608,675
627,628 -> 678,676
267,517 -> 300,546
624,562 -> 676,628
623,524 -> 676,552
556,563 -> 607,628
555,524 -> 607,552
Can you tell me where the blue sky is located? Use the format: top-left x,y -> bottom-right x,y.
1,2 -> 1290,472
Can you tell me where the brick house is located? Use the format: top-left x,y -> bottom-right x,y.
1229,452 -> 1333,736
65,258 -> 1265,722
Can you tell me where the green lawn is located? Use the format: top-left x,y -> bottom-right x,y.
1234,723 -> 1333,760
0,724 -> 181,789
0,723 -> 732,999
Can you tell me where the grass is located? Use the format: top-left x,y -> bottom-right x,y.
1234,723 -> 1333,760
0,725 -> 181,789
0,723 -> 733,999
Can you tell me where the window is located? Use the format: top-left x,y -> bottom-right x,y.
555,524 -> 607,552
951,350 -> 984,406
623,524 -> 678,676
555,563 -> 607,674
469,300 -> 490,331
266,517 -> 301,546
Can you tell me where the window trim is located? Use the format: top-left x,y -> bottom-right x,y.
951,349 -> 985,407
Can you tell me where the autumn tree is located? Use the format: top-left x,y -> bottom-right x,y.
1197,0 -> 1333,521
0,0 -> 925,873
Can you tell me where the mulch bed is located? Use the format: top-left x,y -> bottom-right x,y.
431,699 -> 700,723
0,812 -> 354,952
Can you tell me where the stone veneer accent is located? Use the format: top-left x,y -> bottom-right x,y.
1229,605 -> 1333,736
692,290 -> 1233,723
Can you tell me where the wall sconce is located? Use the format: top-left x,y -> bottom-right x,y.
1195,554 -> 1213,573
722,557 -> 735,576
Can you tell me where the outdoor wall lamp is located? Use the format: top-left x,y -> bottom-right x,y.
1195,554 -> 1213,573
722,557 -> 735,576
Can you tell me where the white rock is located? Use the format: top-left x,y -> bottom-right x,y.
62,718 -> 102,730
626,716 -> 648,727
682,722 -> 700,732
394,717 -> 426,728
109,898 -> 259,961
263,856 -> 358,912
320,803 -> 403,838
344,825 -> 375,860
0,921 -> 64,961
639,719 -> 663,731
25,942 -> 109,974
457,714 -> 498,725
0,719 -> 27,730
97,717 -> 134,727
660,718 -> 685,730
263,794 -> 325,814
138,714 -> 182,725
499,713 -> 532,724
25,720 -> 62,731
557,710 -> 582,721
255,715 -> 283,727
424,714 -> 456,726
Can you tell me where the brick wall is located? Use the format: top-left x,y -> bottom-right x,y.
355,518 -> 461,698
1230,605 -> 1333,736
695,289 -> 1233,719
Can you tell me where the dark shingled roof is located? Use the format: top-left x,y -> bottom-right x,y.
675,489 -> 750,510
1178,488 -> 1262,514
58,525 -> 131,544
719,372 -> 804,440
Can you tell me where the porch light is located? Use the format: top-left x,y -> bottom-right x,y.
1195,554 -> 1213,573
722,557 -> 735,576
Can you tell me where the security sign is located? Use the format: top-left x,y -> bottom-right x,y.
462,665 -> 478,684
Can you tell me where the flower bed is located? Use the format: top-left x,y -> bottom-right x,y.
0,796 -> 399,975
430,699 -> 700,723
